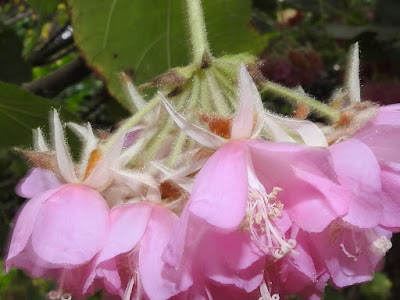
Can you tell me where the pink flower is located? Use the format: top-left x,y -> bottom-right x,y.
353,105 -> 400,229
85,202 -> 192,300
16,167 -> 62,199
328,108 -> 400,229
6,184 -> 110,297
306,220 -> 392,288
263,227 -> 329,300
159,65 -> 349,298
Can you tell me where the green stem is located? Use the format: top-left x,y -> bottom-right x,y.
261,81 -> 340,123
104,95 -> 161,151
167,76 -> 201,167
186,0 -> 211,64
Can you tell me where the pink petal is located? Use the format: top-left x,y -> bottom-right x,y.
189,142 -> 249,229
198,230 -> 265,292
308,225 -> 390,287
329,139 -> 383,227
248,140 -> 348,232
5,186 -> 61,270
380,166 -> 400,228
162,205 -> 191,268
356,124 -> 400,166
15,168 -> 62,199
98,202 -> 153,263
31,184 -> 110,266
139,205 -> 193,300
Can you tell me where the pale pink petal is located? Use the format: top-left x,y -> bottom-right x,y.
248,140 -> 348,232
308,225 -> 390,287
329,139 -> 383,227
16,168 -> 62,198
356,124 -> 400,166
231,64 -> 255,140
84,258 -> 123,297
198,230 -> 264,292
162,205 -> 191,268
98,202 -> 153,262
380,166 -> 400,228
139,205 -> 193,300
189,142 -> 248,229
31,184 -> 110,266
5,186 -> 62,270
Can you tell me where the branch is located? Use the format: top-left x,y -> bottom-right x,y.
22,57 -> 92,98
28,35 -> 75,66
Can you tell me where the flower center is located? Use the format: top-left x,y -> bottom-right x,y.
245,184 -> 297,260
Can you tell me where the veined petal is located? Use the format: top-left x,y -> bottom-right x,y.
329,139 -> 382,227
380,166 -> 400,228
16,168 -> 62,199
51,110 -> 78,183
248,140 -> 348,232
98,202 -> 153,263
189,141 -> 249,229
31,184 -> 110,266
159,92 -> 225,149
139,205 -> 193,300
231,64 -> 255,140
346,42 -> 361,103
5,187 -> 59,270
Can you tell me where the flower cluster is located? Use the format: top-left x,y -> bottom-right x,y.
5,44 -> 400,300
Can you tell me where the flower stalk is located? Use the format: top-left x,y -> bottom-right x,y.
186,0 -> 212,64
261,81 -> 341,123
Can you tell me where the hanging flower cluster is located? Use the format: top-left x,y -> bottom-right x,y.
4,43 -> 400,300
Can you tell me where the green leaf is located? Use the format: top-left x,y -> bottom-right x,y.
0,81 -> 77,149
326,24 -> 399,41
0,25 -> 31,84
68,0 -> 268,110
27,0 -> 59,17
360,272 -> 392,300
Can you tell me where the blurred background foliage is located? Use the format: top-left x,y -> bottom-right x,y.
0,0 -> 399,299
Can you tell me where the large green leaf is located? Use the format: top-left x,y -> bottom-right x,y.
68,0 -> 268,110
27,0 -> 59,17
0,25 -> 31,84
0,81 -> 76,149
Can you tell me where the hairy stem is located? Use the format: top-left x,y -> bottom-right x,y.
261,81 -> 340,123
186,0 -> 211,64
